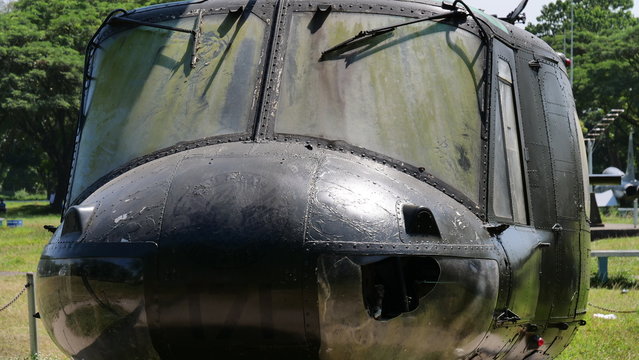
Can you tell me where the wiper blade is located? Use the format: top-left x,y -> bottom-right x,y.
108,9 -> 205,68
109,16 -> 196,35
321,10 -> 467,58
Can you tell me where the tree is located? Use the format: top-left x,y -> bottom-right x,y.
0,130 -> 51,194
0,0 -> 171,210
527,0 -> 636,38
527,0 -> 639,173
576,24 -> 639,170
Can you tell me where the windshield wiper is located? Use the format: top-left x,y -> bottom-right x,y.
320,10 -> 467,59
108,9 -> 205,68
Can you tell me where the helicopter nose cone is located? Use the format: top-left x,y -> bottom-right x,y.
38,142 -> 499,359
52,143 -> 321,358
149,146 -> 317,357
157,153 -> 312,271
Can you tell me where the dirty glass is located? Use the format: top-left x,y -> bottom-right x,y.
491,102 -> 512,219
495,59 -> 526,223
277,12 -> 485,203
70,14 -> 266,201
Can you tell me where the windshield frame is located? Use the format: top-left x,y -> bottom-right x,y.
258,3 -> 491,218
65,0 -> 493,219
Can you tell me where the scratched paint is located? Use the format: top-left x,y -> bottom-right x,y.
316,255 -> 499,360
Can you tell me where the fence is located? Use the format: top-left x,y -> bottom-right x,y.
0,272 -> 38,356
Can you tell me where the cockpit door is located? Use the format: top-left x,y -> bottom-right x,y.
486,41 -> 546,332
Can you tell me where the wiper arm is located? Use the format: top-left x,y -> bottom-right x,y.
109,16 -> 196,35
108,9 -> 205,68
321,10 -> 467,59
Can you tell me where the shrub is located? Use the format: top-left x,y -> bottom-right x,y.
11,189 -> 47,201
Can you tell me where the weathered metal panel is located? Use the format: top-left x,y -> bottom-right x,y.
513,51 -> 557,230
316,255 -> 499,360
36,1 -> 589,359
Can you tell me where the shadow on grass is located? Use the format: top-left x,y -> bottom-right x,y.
591,273 -> 639,289
4,204 -> 59,218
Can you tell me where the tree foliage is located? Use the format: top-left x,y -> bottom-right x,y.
527,0 -> 636,37
527,0 -> 639,173
0,0 -> 171,210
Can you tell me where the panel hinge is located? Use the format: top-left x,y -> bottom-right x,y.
528,59 -> 541,70
495,309 -> 521,324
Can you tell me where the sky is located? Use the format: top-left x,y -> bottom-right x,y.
467,0 -> 639,25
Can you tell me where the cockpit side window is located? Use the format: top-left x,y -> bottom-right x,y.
489,45 -> 528,224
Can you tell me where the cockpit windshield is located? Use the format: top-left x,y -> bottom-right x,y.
69,13 -> 267,202
70,8 -> 486,206
277,12 -> 485,203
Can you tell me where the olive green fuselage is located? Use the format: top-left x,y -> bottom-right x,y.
37,1 -> 589,359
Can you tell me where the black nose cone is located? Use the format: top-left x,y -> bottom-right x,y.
147,148 -> 319,358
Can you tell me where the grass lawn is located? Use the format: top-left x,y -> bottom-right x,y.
601,208 -> 639,225
0,201 -> 67,359
0,202 -> 638,359
0,201 -> 59,273
0,275 -> 68,360
557,288 -> 639,360
558,231 -> 639,359
590,236 -> 639,288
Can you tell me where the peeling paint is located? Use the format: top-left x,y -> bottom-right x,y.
114,213 -> 129,223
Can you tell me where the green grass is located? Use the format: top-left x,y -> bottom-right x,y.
590,236 -> 639,288
601,209 -> 639,225
558,218 -> 639,359
0,201 -> 60,273
0,275 -> 68,360
0,201 -> 66,360
556,288 -> 639,360
0,190 -> 48,201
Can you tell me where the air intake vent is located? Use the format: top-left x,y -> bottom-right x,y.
402,205 -> 440,237
61,206 -> 95,239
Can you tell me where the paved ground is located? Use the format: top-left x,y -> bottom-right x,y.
0,271 -> 27,277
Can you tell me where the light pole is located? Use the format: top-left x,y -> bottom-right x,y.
570,0 -> 574,85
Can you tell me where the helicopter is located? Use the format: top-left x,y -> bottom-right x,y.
36,0 -> 590,359
594,130 -> 639,207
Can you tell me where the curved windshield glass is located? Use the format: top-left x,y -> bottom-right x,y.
70,13 -> 266,201
277,12 -> 485,203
